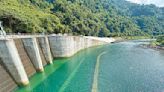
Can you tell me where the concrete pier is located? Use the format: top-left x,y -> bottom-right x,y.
22,37 -> 44,72
0,39 -> 29,86
37,36 -> 53,64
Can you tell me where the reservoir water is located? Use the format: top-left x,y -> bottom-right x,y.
15,40 -> 164,92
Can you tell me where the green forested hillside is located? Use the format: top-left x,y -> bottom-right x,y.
0,0 -> 163,37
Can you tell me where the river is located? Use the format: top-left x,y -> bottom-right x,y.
15,40 -> 164,92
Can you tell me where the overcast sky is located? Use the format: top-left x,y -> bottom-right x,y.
126,0 -> 164,7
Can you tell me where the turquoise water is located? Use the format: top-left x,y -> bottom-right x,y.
15,40 -> 164,92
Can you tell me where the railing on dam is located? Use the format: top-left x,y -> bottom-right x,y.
0,33 -> 75,39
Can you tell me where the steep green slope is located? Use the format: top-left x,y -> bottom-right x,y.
0,0 -> 163,37
51,0 -> 145,36
0,0 -> 62,33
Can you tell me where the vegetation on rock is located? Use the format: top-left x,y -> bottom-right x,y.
157,36 -> 164,46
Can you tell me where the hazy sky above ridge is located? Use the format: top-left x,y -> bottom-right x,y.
126,0 -> 164,7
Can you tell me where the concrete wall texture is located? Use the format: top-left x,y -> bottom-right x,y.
48,36 -> 108,58
0,35 -> 114,92
37,36 -> 52,64
14,39 -> 36,77
0,59 -> 17,92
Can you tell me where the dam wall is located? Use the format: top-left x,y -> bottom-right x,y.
14,38 -> 36,77
37,36 -> 53,64
48,36 -> 108,58
0,35 -> 114,92
0,58 -> 17,92
22,38 -> 44,72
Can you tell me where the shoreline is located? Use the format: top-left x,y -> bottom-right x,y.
140,44 -> 164,50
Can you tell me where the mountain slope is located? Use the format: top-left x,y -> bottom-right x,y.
0,0 -> 163,36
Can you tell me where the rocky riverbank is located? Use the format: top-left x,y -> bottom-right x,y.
141,44 -> 164,50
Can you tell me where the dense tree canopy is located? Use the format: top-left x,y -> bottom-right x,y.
0,0 -> 163,37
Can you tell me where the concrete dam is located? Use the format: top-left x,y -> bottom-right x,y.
0,35 -> 114,92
